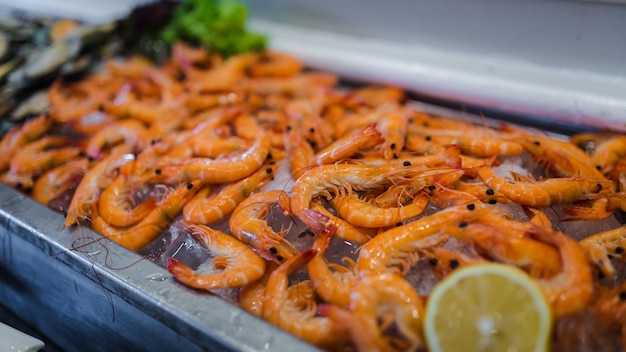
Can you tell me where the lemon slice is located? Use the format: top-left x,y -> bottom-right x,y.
424,263 -> 552,352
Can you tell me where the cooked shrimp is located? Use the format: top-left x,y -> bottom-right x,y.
477,166 -> 612,207
85,119 -> 150,160
158,132 -> 270,184
247,51 -> 303,77
374,168 -> 464,208
562,192 -> 626,221
421,247 -> 485,280
91,181 -> 202,251
377,111 -> 409,159
358,144 -> 462,169
307,203 -> 378,243
183,162 -> 277,225
167,224 -> 266,289
357,203 -> 493,275
229,190 -> 298,263
313,123 -> 384,165
305,221 -> 357,307
330,192 -> 429,228
97,164 -> 158,227
64,145 -> 135,228
522,224 -> 593,317
0,114 -> 52,172
32,158 -> 90,206
239,263 -> 276,317
242,72 -> 338,97
447,221 -> 563,278
579,225 -> 626,279
289,163 -> 429,230
9,136 -> 82,176
262,249 -> 348,350
325,273 -> 425,351
283,119 -> 315,180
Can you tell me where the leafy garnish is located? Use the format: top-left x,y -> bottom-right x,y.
160,0 -> 267,57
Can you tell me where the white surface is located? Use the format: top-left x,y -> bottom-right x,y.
0,322 -> 44,352
0,0 -> 152,23
251,19 -> 626,132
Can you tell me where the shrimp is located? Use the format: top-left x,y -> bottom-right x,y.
421,247 -> 484,280
97,164 -> 158,228
579,226 -> 626,279
374,168 -> 464,207
9,136 -> 82,176
307,202 -> 378,243
357,203 -> 493,275
187,52 -> 258,93
453,180 -> 511,205
377,111 -> 409,159
32,158 -> 90,206
0,114 -> 52,172
526,224 -> 594,318
242,72 -> 338,97
571,132 -> 626,173
358,144 -> 462,169
183,162 -> 278,225
562,192 -> 626,221
408,126 -> 523,157
283,119 -> 315,180
304,218 -> 357,307
477,166 -> 612,207
343,85 -> 406,109
289,163 -> 429,230
515,133 -> 607,180
262,249 -> 348,350
322,272 -> 424,352
228,190 -> 298,263
447,221 -> 563,278
157,132 -> 270,184
239,263 -> 276,317
247,51 -> 303,77
64,145 -> 135,228
167,224 -> 266,289
313,123 -> 384,166
91,181 -> 202,251
85,119 -> 150,160
234,114 -> 285,148
330,192 -> 430,228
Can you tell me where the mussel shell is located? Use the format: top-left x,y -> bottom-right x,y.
0,32 -> 13,64
8,89 -> 49,122
60,54 -> 93,82
0,56 -> 25,84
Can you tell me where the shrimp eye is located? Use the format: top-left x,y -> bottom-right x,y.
393,153 -> 398,159
396,222 -> 403,227
428,185 -> 436,191
266,167 -> 273,174
425,136 -> 432,141
186,183 -> 194,190
423,121 -> 429,127
533,140 -> 540,146
390,143 -> 396,150
597,271 -> 605,280
155,169 -> 162,175
428,258 -> 438,266
620,291 -> 626,301
78,150 -> 86,157
596,183 -> 603,191
449,259 -> 460,269
286,125 -> 292,131
403,161 -> 411,166
488,199 -> 497,205
267,153 -> 273,159
596,165 -> 602,171
87,156 -> 95,162
485,188 -> 495,196
466,204 -> 475,210
269,247 -> 278,254
309,127 -> 315,133
276,255 -> 284,262
615,246 -> 624,254
458,221 -> 468,228
98,104 -> 104,111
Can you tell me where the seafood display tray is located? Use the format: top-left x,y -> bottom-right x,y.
1,1 -> 625,351
0,183 -> 321,352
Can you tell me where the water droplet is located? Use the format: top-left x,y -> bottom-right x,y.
145,272 -> 169,281
85,250 -> 101,257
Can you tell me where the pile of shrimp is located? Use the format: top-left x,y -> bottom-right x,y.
1,42 -> 626,351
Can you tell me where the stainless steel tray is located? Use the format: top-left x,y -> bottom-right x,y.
0,184 -> 320,352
